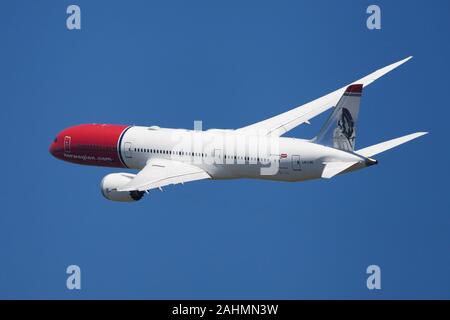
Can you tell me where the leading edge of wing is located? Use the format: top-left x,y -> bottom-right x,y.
117,158 -> 211,192
237,56 -> 413,137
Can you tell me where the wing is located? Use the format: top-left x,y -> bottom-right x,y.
237,57 -> 413,137
117,158 -> 211,192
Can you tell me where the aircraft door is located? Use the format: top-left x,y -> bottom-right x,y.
124,142 -> 133,158
214,149 -> 223,164
292,155 -> 301,171
64,136 -> 71,153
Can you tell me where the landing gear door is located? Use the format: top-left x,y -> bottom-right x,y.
124,142 -> 133,158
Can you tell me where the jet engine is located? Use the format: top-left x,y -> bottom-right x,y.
100,173 -> 145,202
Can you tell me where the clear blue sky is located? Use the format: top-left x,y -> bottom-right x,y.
1,0 -> 449,299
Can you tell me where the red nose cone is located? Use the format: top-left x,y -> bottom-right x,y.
49,124 -> 129,168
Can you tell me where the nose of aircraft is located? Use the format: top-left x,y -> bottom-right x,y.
49,143 -> 55,156
49,123 -> 129,167
49,136 -> 59,158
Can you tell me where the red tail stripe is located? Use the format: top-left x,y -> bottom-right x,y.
346,84 -> 363,93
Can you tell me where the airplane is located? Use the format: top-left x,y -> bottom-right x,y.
49,57 -> 427,202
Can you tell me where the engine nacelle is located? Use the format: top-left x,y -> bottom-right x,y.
100,173 -> 145,202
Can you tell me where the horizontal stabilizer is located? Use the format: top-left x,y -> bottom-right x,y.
356,132 -> 428,158
322,161 -> 359,179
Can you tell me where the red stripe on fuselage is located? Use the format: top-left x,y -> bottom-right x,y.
49,124 -> 129,168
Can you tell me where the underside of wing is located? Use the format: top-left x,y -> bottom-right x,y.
237,57 -> 412,137
117,158 -> 211,192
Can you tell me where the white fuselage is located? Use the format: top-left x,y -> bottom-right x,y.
119,126 -> 366,182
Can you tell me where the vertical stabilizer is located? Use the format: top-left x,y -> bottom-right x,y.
313,84 -> 362,151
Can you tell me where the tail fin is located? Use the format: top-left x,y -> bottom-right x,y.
356,132 -> 428,158
313,84 -> 362,151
